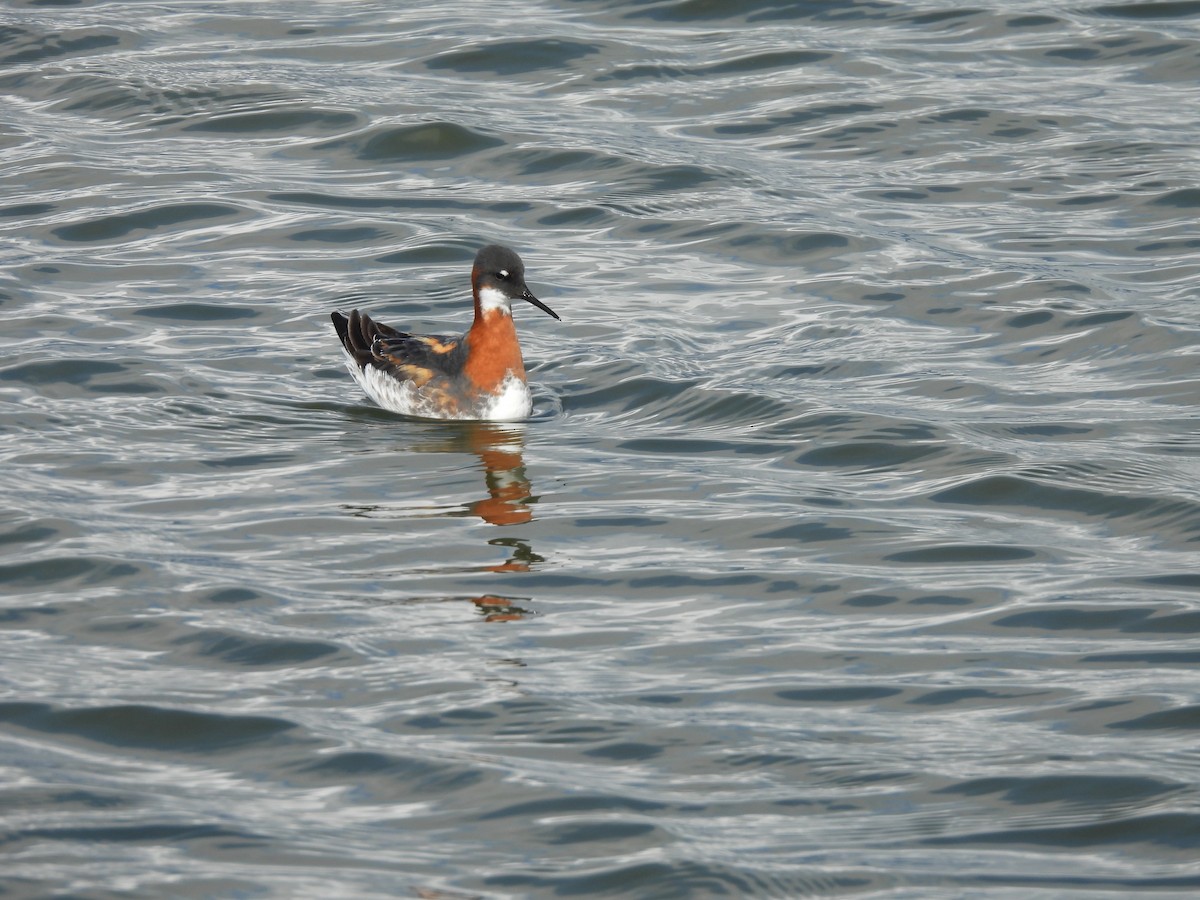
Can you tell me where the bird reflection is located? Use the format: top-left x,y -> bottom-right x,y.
485,536 -> 544,571
344,423 -> 538,525
471,594 -> 529,622
463,423 -> 534,526
462,427 -> 543,619
342,422 -> 544,621
407,422 -> 536,526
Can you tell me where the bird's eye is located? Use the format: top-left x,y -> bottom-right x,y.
499,269 -> 509,279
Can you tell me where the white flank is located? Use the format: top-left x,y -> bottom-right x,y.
342,351 -> 532,421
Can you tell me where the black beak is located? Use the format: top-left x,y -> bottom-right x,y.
521,287 -> 560,321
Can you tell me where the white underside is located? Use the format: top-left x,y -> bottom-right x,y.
343,351 -> 532,421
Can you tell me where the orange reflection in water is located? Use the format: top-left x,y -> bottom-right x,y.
471,538 -> 542,621
465,426 -> 541,620
465,423 -> 534,526
346,422 -> 544,622
471,594 -> 524,622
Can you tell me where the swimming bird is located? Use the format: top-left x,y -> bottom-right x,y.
331,244 -> 559,421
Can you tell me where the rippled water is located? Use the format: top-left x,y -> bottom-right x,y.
3,1 -> 1200,897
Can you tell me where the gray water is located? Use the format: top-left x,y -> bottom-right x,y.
3,1 -> 1200,897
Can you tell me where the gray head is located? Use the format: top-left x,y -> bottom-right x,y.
471,244 -> 559,320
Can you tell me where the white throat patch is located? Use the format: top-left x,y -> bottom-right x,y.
478,286 -> 512,315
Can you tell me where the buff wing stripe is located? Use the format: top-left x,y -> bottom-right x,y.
332,310 -> 468,382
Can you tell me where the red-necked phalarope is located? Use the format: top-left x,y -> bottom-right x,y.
331,244 -> 559,421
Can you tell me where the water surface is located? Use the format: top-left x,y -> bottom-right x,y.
2,1 -> 1200,897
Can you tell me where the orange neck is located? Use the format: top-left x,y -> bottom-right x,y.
464,309 -> 526,392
